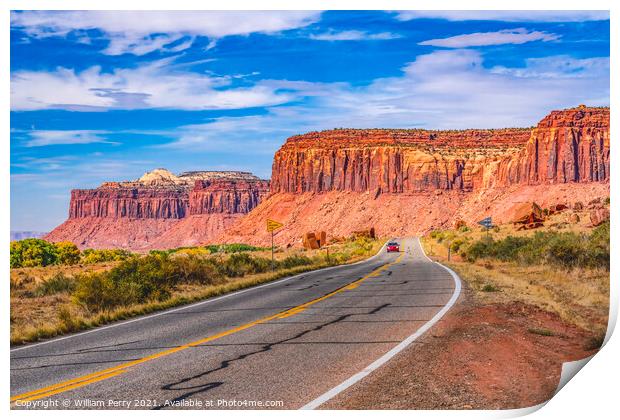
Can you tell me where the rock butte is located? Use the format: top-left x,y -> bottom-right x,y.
45,106 -> 610,250
45,170 -> 270,250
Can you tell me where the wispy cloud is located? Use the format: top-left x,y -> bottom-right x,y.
22,130 -> 114,147
419,28 -> 559,48
309,29 -> 401,41
11,11 -> 322,55
491,55 -> 609,79
11,59 -> 294,111
159,48 -> 609,154
396,10 -> 609,22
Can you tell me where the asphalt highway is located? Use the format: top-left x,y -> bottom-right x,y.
11,237 -> 460,410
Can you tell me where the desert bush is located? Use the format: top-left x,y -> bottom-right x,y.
218,253 -> 273,277
481,284 -> 499,292
34,273 -> 76,296
73,253 -> 229,312
205,243 -> 267,253
464,223 -> 609,270
279,254 -> 314,269
73,272 -> 124,312
74,254 -> 173,311
171,255 -> 224,285
57,305 -> 82,332
585,221 -> 610,270
10,238 -> 58,268
55,241 -> 81,265
450,238 -> 468,253
81,248 -> 132,264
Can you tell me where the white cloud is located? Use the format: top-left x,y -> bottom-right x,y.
22,130 -> 113,147
10,59 -> 294,111
309,29 -> 401,41
161,48 -> 609,151
10,11 -> 321,55
491,55 -> 609,78
419,28 -> 559,48
396,10 -> 609,22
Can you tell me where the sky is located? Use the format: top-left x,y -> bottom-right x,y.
10,10 -> 610,231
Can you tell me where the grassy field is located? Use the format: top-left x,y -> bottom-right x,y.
421,210 -> 609,339
10,238 -> 383,345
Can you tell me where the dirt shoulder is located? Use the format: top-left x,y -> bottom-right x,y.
323,287 -> 599,409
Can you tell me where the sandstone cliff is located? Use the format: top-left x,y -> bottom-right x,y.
46,170 -> 269,249
270,106 -> 609,195
222,106 -> 610,246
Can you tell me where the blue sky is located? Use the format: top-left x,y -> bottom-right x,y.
10,10 -> 610,231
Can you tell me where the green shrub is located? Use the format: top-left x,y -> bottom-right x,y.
73,252 -> 232,312
34,273 -> 76,297
73,272 -> 124,312
588,221 -> 610,270
10,238 -> 58,268
481,284 -> 499,292
57,306 -> 81,332
219,253 -> 273,277
450,238 -> 467,253
81,248 -> 132,264
544,233 -> 584,268
171,255 -> 224,285
279,254 -> 313,269
463,223 -> 609,270
56,241 -> 81,265
205,243 -> 266,253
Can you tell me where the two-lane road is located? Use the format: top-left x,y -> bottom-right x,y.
11,238 -> 460,409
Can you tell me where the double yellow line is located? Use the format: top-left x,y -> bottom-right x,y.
12,252 -> 404,403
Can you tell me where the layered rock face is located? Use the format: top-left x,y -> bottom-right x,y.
223,107 -> 609,246
46,169 -> 269,249
69,187 -> 189,219
271,107 -> 609,194
189,179 -> 269,215
523,107 -> 609,184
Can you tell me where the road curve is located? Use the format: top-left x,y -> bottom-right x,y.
11,238 -> 460,410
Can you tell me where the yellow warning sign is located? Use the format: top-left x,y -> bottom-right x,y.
266,219 -> 284,232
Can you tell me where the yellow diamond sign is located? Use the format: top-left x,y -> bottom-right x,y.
266,219 -> 284,232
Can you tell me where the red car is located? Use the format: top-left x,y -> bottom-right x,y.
386,242 -> 400,253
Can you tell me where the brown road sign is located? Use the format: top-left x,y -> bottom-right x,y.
266,219 -> 284,232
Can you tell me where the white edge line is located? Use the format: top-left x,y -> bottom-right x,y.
11,241 -> 390,353
300,237 -> 462,410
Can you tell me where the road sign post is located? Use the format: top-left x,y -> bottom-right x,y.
478,216 -> 493,238
266,219 -> 284,271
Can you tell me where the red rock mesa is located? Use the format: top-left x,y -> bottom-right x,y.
45,169 -> 269,250
222,106 -> 609,246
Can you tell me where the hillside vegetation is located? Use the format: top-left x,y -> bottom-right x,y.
10,237 -> 381,344
422,213 -> 609,338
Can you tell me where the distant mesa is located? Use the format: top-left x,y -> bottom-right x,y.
10,231 -> 47,241
45,169 -> 269,250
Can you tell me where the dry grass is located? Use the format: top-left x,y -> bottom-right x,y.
10,239 -> 383,345
421,223 -> 609,336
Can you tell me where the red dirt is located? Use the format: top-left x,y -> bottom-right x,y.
323,296 -> 599,409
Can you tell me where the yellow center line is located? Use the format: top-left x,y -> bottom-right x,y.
15,370 -> 127,403
11,252 -> 404,403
